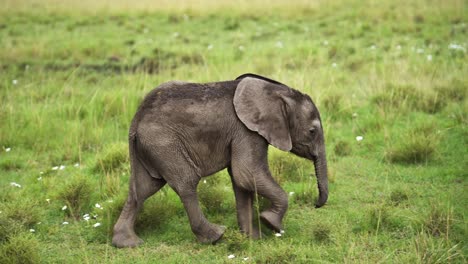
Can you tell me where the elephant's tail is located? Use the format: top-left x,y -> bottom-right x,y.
128,128 -> 163,186
128,133 -> 141,200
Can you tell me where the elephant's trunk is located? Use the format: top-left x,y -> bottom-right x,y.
313,152 -> 328,208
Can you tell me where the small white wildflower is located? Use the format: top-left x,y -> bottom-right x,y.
238,45 -> 245,51
356,136 -> 364,142
352,113 -> 358,118
62,205 -> 67,211
93,223 -> 101,228
275,41 -> 284,48
74,163 -> 80,167
11,182 -> 22,188
40,171 -> 44,175
370,45 -> 376,50
107,199 -> 114,203
323,40 -> 329,46
275,233 -> 282,237
416,48 -> 424,54
95,203 -> 102,209
83,213 -> 90,221
228,254 -> 235,259
93,214 -> 98,219
427,54 -> 433,61
396,45 -> 402,50
37,222 -> 41,225
29,229 -> 35,233
331,62 -> 337,68
289,192 -> 295,196
5,147 -> 11,152
173,32 -> 180,38
243,257 -> 249,261
10,182 -> 21,188
207,44 -> 213,50
203,180 -> 207,184
62,221 -> 69,225
46,199 -> 50,203
12,80 -> 18,85
52,166 -> 59,170
37,177 -> 42,181
59,165 -> 65,170
448,43 -> 466,52
280,230 -> 285,234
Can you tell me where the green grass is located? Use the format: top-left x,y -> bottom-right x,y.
0,0 -> 467,263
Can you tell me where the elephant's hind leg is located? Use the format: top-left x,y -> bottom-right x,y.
170,182 -> 226,244
112,158 -> 166,248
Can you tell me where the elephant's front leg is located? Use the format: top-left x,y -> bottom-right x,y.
230,137 -> 289,233
228,168 -> 260,238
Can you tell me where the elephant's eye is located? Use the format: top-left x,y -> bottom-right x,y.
309,128 -> 316,135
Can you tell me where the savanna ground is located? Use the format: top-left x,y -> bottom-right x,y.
0,0 -> 467,263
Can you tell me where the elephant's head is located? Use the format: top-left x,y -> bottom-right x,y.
233,76 -> 328,208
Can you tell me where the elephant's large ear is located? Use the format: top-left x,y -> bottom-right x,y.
234,77 -> 292,151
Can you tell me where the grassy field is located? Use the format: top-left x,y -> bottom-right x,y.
0,0 -> 467,263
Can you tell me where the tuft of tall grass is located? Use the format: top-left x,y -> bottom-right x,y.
434,79 -> 467,103
84,194 -> 127,243
223,229 -> 249,252
2,200 -> 41,228
0,233 -> 40,264
269,150 -> 312,183
366,205 -> 407,234
322,93 -> 343,119
334,140 -> 352,157
135,191 -> 180,233
389,188 -> 409,206
368,206 -> 390,232
312,222 -> 332,243
260,246 -> 299,263
290,184 -> 316,207
0,155 -> 23,171
93,142 -> 128,173
0,214 -> 22,243
100,171 -> 123,198
385,123 -> 440,164
56,175 -> 93,219
423,204 -> 453,238
413,232 -> 462,264
198,176 -> 230,215
372,83 -> 447,114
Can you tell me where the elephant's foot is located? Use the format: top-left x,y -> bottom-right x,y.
194,223 -> 226,244
112,228 -> 144,248
260,210 -> 283,233
240,226 -> 261,239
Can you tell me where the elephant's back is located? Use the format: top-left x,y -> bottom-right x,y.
130,80 -> 240,135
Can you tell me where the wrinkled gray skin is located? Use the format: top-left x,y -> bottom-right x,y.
112,74 -> 328,248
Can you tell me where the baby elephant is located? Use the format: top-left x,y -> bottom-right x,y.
112,73 -> 328,248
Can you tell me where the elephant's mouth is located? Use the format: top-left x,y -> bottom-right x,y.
291,142 -> 314,159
